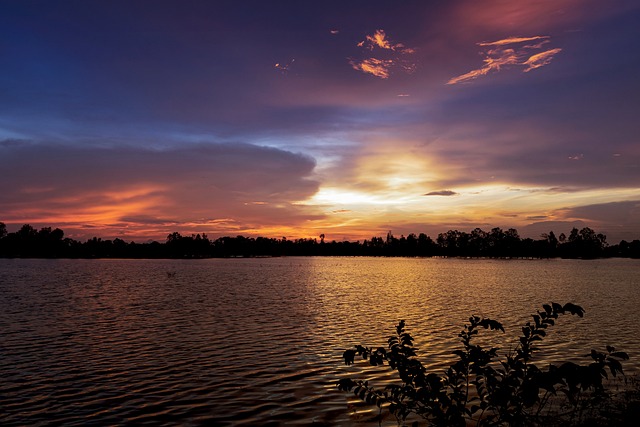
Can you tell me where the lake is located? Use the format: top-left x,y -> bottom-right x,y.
1,257 -> 639,426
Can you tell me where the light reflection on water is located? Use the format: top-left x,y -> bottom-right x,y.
0,257 -> 638,426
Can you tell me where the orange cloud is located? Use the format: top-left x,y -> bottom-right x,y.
351,29 -> 416,79
368,30 -> 392,49
524,48 -> 562,72
350,58 -> 393,79
447,48 -> 519,84
0,142 -> 322,241
448,36 -> 561,84
478,36 -> 549,46
360,30 -> 415,54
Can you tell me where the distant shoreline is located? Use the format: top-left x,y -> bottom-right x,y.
1,223 -> 639,259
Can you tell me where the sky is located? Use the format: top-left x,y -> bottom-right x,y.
1,0 -> 640,243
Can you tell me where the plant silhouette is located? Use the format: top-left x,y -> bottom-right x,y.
338,303 -> 629,426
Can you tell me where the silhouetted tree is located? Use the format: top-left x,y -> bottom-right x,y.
560,227 -> 607,259
1,221 -> 637,259
417,233 -> 436,256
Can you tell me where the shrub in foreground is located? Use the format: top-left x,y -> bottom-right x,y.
338,303 -> 629,426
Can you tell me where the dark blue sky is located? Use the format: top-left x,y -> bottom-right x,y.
1,0 -> 639,242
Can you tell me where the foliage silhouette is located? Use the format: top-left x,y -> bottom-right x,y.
1,221 -> 639,258
338,303 -> 629,426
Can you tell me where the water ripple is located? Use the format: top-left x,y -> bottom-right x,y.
1,258 -> 639,426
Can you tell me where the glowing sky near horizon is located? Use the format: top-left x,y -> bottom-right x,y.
1,0 -> 640,242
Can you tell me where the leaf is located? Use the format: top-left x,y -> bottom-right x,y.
532,314 -> 541,328
543,304 -> 552,314
343,349 -> 356,365
608,358 -> 624,377
366,392 -> 375,404
611,351 -> 629,360
490,319 -> 505,332
563,303 -> 585,317
337,378 -> 355,391
606,345 -> 615,353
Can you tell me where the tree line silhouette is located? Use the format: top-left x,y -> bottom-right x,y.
1,221 -> 639,259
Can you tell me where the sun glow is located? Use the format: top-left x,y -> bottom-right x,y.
308,188 -> 388,206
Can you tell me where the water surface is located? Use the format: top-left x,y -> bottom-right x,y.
1,257 -> 638,425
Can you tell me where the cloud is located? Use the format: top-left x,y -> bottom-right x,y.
448,36 -> 562,84
359,29 -> 413,54
514,201 -> 640,242
118,215 -> 180,225
0,142 -> 322,239
558,200 -> 640,225
424,190 -> 458,196
524,48 -> 562,72
526,215 -> 548,220
521,220 -> 588,239
351,29 -> 416,79
448,0 -> 611,36
478,36 -> 549,47
350,58 -> 393,79
0,138 -> 31,147
431,142 -> 640,189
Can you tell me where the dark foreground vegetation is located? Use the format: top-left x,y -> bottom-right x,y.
338,303 -> 639,426
1,221 -> 639,259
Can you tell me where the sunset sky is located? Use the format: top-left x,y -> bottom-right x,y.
1,0 -> 640,243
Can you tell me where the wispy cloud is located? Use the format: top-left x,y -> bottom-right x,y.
478,36 -> 549,47
351,29 -> 416,79
350,58 -> 393,79
448,35 -> 561,84
526,215 -> 549,220
358,29 -> 414,54
524,48 -> 562,72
